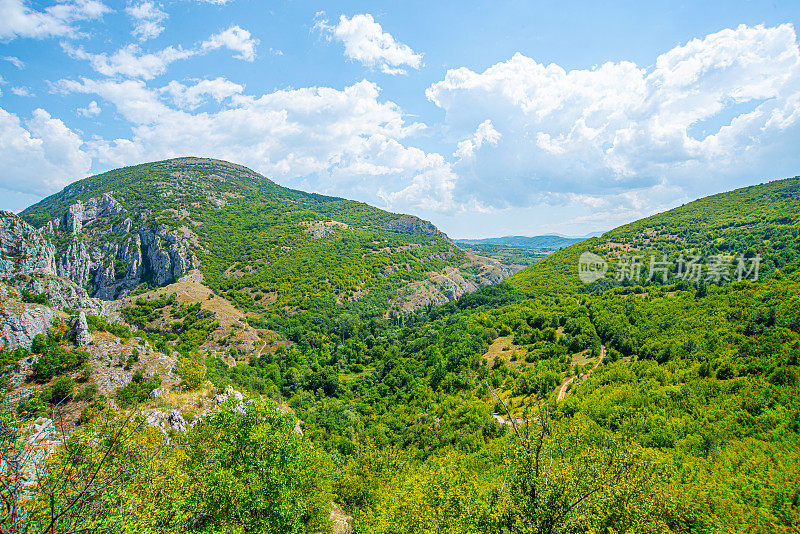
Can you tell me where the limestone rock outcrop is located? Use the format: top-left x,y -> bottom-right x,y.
9,274 -> 104,314
0,195 -> 195,302
0,296 -> 58,350
73,311 -> 94,346
64,193 -> 124,235
0,211 -> 57,278
57,242 -> 92,287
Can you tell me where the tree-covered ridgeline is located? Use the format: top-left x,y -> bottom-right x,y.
5,170 -> 800,532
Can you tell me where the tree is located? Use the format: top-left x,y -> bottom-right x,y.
490,390 -> 667,533
5,402 -> 168,534
48,377 -> 75,405
184,399 -> 332,534
177,357 -> 206,390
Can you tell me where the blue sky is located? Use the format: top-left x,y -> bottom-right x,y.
2,1 -> 800,238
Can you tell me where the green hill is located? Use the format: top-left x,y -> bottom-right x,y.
509,176 -> 800,294
19,157 -> 478,319
6,171 -> 800,533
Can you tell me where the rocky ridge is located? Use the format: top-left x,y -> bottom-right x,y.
1,193 -> 194,302
0,283 -> 59,351
394,253 -> 519,313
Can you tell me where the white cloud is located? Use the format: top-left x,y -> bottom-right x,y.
427,23 -> 800,212
201,26 -> 258,62
161,77 -> 243,109
454,119 -> 501,160
126,1 -> 167,41
77,100 -> 101,116
2,56 -> 25,69
10,86 -> 34,97
63,25 -> 258,79
315,13 -> 422,75
63,42 -> 194,79
54,77 -> 457,211
0,107 -> 91,195
0,0 -> 109,41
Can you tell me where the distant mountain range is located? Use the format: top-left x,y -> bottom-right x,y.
455,233 -> 600,250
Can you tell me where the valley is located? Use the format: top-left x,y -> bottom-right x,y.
2,159 -> 799,533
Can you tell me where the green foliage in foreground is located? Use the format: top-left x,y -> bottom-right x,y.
18,401 -> 332,534
10,171 -> 800,532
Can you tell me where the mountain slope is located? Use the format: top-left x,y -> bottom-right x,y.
4,171 -> 800,531
14,158 -> 512,315
509,176 -> 800,293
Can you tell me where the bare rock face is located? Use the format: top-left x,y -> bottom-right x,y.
141,226 -> 190,287
73,311 -> 94,346
3,192 -> 193,301
113,218 -> 132,236
168,410 -> 187,432
0,211 -> 57,278
0,298 -> 58,351
64,193 -> 124,235
57,241 -> 92,288
9,274 -> 104,314
93,227 -> 191,300
395,254 -> 518,313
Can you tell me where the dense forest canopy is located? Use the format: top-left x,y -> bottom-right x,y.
4,167 -> 800,533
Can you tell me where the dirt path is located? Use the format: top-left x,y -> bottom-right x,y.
557,376 -> 575,402
557,345 -> 605,402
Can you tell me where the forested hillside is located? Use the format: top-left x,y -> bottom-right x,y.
3,173 -> 799,533
18,158 -> 511,324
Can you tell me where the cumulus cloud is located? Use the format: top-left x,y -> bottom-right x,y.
315,13 -> 422,75
454,119 -> 501,160
200,26 -> 258,61
161,77 -> 243,109
53,77 -> 457,210
126,1 -> 167,41
62,42 -> 194,79
0,107 -> 91,195
10,86 -> 34,97
0,0 -> 109,41
77,100 -> 101,117
63,25 -> 257,79
427,23 -> 800,213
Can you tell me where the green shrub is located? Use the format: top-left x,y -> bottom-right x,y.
49,376 -> 75,404
30,347 -> 89,382
178,358 -> 206,390
116,373 -> 161,408
20,289 -> 49,305
31,334 -> 48,354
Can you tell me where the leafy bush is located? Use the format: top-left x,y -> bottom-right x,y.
178,358 -> 206,390
49,376 -> 75,404
116,372 -> 161,408
20,289 -> 49,305
30,347 -> 89,383
31,334 -> 48,354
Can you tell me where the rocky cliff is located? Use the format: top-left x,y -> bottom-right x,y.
393,253 -> 519,312
0,211 -> 57,278
0,284 -> 59,351
1,193 -> 194,302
